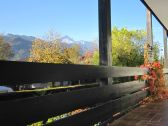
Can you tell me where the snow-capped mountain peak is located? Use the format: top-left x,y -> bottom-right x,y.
61,36 -> 75,44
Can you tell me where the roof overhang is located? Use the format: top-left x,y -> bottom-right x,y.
141,0 -> 168,32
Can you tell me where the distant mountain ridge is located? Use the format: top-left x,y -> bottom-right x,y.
61,36 -> 98,54
3,34 -> 35,60
3,34 -> 98,60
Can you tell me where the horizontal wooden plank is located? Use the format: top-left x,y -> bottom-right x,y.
0,83 -> 99,101
0,81 -> 146,102
0,81 -> 146,101
0,81 -> 146,125
163,68 -> 168,74
110,67 -> 148,77
0,60 -> 148,85
117,81 -> 148,96
48,90 -> 148,126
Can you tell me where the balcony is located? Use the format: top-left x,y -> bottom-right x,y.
0,0 -> 168,126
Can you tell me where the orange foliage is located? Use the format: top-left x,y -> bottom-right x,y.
136,62 -> 168,102
80,51 -> 93,64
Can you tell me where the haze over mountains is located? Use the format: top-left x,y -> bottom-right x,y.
3,34 -> 98,60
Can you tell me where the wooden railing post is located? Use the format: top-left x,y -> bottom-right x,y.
146,9 -> 153,63
146,9 -> 153,46
98,0 -> 112,85
163,28 -> 168,68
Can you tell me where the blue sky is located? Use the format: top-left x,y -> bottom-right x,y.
0,0 -> 164,52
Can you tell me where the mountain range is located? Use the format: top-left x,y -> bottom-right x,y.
3,34 -> 98,60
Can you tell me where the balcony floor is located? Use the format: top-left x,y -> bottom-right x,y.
109,100 -> 168,126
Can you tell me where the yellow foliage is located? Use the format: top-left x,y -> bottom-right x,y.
28,37 -> 80,64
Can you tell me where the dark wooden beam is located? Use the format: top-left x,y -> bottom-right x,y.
146,9 -> 153,46
163,28 -> 168,68
0,60 -> 147,85
48,90 -> 148,126
98,0 -> 112,85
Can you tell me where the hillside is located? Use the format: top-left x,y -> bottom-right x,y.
3,34 -> 98,61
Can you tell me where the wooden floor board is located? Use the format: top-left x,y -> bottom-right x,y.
109,100 -> 168,126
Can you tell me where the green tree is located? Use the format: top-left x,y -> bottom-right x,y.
112,27 -> 145,66
153,44 -> 159,61
92,27 -> 159,66
0,36 -> 13,60
92,50 -> 99,65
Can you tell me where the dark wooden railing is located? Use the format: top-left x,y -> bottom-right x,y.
0,61 -> 149,126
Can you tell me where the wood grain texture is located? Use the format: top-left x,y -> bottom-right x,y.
163,68 -> 168,74
163,28 -> 168,68
48,90 -> 148,126
0,81 -> 146,125
98,0 -> 112,66
98,0 -> 112,85
0,60 -> 148,85
146,8 -> 153,46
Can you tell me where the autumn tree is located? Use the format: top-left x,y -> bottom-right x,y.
80,51 -> 94,64
63,44 -> 80,64
0,36 -> 13,60
28,33 -> 80,64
